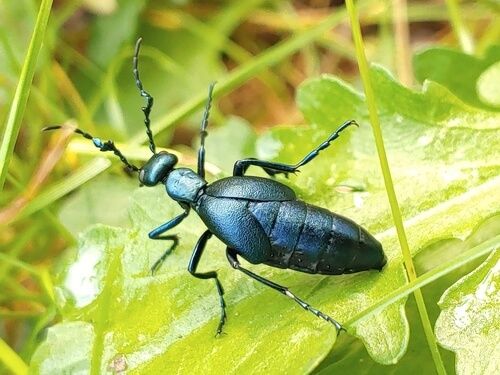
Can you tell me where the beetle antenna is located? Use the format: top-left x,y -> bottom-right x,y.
42,125 -> 140,172
133,38 -> 156,155
201,82 -> 216,134
197,82 -> 216,178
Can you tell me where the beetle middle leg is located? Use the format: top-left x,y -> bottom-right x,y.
188,230 -> 227,336
226,248 -> 344,334
233,120 -> 357,177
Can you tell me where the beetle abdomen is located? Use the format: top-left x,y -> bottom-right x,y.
248,200 -> 386,275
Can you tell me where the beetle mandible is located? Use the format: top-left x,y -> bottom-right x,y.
44,38 -> 387,335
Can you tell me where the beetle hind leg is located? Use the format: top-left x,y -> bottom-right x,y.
226,248 -> 344,335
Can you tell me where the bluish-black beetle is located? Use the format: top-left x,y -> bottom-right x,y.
44,39 -> 387,335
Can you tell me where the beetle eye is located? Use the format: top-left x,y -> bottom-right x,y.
139,169 -> 145,183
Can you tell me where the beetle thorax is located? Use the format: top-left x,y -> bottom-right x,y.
166,168 -> 206,203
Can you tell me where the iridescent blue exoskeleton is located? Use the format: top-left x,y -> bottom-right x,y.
44,39 -> 386,335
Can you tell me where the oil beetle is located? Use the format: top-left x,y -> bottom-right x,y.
44,38 -> 387,335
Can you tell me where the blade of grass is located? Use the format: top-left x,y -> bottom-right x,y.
0,0 -> 53,190
345,0 -> 446,373
444,0 -> 474,53
393,0 -> 412,85
0,339 -> 28,375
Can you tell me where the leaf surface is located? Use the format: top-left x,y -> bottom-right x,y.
30,65 -> 500,374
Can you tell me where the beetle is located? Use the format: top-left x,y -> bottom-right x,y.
44,38 -> 387,335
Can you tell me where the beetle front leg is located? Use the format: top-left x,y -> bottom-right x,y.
188,230 -> 227,336
149,203 -> 189,274
149,235 -> 179,275
233,120 -> 357,177
226,248 -> 345,335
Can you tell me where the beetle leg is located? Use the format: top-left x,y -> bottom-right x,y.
226,248 -> 345,335
233,120 -> 357,177
188,230 -> 227,336
149,235 -> 179,275
148,203 -> 190,274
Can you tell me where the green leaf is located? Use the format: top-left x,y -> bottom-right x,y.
413,45 -> 500,111
29,322 -> 93,374
30,66 -> 500,373
314,216 -> 500,374
435,247 -> 500,375
259,65 -> 500,363
33,188 -> 344,374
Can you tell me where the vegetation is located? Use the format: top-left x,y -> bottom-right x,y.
0,0 -> 498,374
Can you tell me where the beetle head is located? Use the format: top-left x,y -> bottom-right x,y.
139,151 -> 178,186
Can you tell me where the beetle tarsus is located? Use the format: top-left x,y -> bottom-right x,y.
215,279 -> 227,337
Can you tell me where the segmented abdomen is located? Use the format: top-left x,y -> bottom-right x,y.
247,200 -> 384,275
